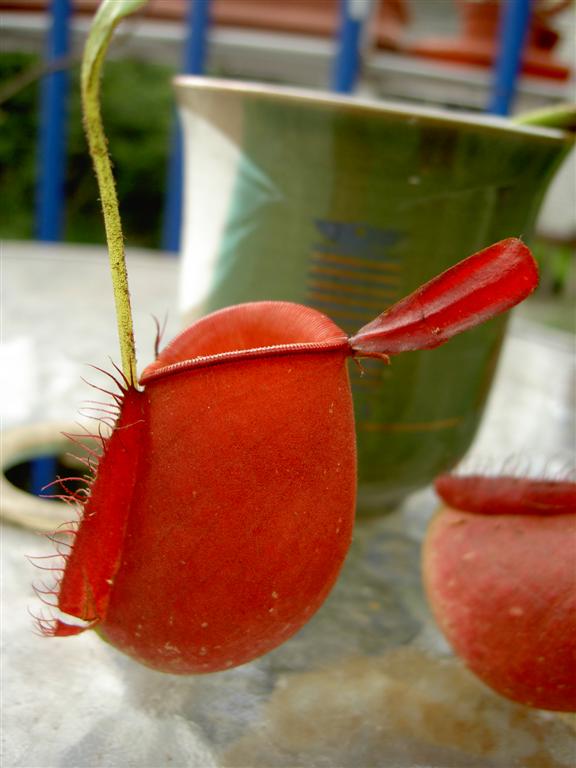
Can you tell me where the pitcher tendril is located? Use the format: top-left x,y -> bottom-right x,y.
81,0 -> 147,384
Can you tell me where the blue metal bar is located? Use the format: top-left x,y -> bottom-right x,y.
30,454 -> 57,498
332,0 -> 373,93
32,0 -> 71,494
182,0 -> 212,74
488,0 -> 533,115
162,0 -> 212,253
35,0 -> 71,241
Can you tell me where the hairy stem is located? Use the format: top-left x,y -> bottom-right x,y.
81,0 -> 147,384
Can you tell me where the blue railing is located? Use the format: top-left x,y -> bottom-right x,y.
35,0 -> 71,242
32,0 -> 72,495
332,0 -> 374,94
162,0 -> 212,252
488,0 -> 533,116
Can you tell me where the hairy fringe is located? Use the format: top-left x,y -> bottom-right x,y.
29,360 -> 130,637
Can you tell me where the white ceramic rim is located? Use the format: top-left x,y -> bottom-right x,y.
174,76 -> 571,144
0,422 -> 102,532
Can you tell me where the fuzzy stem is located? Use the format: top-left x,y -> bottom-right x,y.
80,0 -> 147,385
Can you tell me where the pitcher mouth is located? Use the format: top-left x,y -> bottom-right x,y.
139,338 -> 351,385
435,472 -> 576,516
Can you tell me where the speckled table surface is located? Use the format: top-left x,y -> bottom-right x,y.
2,240 -> 575,768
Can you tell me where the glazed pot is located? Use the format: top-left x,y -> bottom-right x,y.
175,78 -> 571,511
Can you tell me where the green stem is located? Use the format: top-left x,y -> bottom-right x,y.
81,0 -> 147,385
513,103 -> 576,134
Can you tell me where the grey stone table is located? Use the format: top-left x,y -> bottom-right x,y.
1,241 -> 575,768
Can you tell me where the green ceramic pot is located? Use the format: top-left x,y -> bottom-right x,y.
175,77 -> 572,512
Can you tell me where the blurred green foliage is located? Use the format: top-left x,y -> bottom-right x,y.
531,239 -> 574,295
0,54 -> 39,238
522,238 -> 575,333
0,52 -> 175,247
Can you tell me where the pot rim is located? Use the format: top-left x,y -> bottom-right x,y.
174,76 -> 571,145
0,421 -> 102,532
